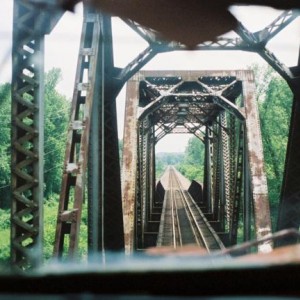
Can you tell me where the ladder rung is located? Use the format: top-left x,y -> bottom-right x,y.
59,209 -> 78,223
72,120 -> 83,130
78,83 -> 90,91
66,163 -> 80,174
80,48 -> 94,56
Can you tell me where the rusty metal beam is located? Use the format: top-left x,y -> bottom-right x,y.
53,6 -> 102,258
235,21 -> 294,83
118,46 -> 158,85
122,77 -> 139,254
242,72 -> 272,252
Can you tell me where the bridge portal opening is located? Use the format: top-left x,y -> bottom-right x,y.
122,70 -> 271,253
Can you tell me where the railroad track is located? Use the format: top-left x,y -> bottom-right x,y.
157,166 -> 224,252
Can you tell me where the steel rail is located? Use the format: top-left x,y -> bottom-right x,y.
173,187 -> 183,248
169,168 -> 177,248
171,167 -> 211,250
170,166 -> 224,252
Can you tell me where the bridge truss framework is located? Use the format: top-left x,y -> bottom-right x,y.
123,70 -> 271,253
10,0 -> 300,269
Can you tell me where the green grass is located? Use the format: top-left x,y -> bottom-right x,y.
0,196 -> 88,267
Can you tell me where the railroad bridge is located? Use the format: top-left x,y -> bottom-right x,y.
8,1 -> 300,270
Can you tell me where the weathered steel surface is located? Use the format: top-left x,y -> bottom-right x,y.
98,14 -> 125,252
122,78 -> 139,254
127,70 -> 272,251
243,72 -> 272,252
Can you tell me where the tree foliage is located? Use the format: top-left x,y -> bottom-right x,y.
0,83 -> 11,207
0,68 -> 71,263
44,68 -> 70,198
155,152 -> 184,178
256,65 -> 293,226
177,136 -> 205,182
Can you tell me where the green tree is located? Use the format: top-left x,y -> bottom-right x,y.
177,136 -> 204,181
44,68 -> 70,197
256,66 -> 293,226
155,152 -> 184,178
0,83 -> 11,208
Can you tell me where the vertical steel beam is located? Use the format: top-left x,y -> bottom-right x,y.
243,73 -> 272,252
243,141 -> 251,242
145,126 -> 151,228
11,0 -> 45,270
87,7 -> 103,256
218,120 -> 225,232
212,124 -> 220,221
98,15 -> 124,251
122,77 -> 139,254
150,133 -> 156,212
203,126 -> 212,212
220,112 -> 231,230
136,125 -> 143,249
54,6 -> 102,258
229,122 -> 244,245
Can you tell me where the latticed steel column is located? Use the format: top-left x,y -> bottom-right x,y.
203,126 -> 213,213
212,122 -> 221,223
11,0 -> 45,270
136,119 -> 147,248
220,112 -> 231,231
138,118 -> 150,248
149,130 -> 156,215
229,122 -> 245,245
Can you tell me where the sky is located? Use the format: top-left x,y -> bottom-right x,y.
1,1 -> 299,152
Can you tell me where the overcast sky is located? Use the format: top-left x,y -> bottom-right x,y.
1,2 -> 299,152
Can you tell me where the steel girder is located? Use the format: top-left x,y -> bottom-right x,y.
53,8 -> 124,258
96,14 -> 124,252
11,0 -> 64,270
243,74 -> 272,251
122,78 -> 139,254
53,6 -> 104,258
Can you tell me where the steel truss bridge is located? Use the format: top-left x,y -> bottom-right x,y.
10,0 -> 300,270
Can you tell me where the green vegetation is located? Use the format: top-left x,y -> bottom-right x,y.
256,66 -> 292,227
0,68 -> 72,265
176,136 -> 205,182
155,138 -> 205,182
155,152 -> 184,178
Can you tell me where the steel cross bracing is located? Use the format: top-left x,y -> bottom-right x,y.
11,0 -> 63,270
10,1 -> 300,267
122,70 -> 271,253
